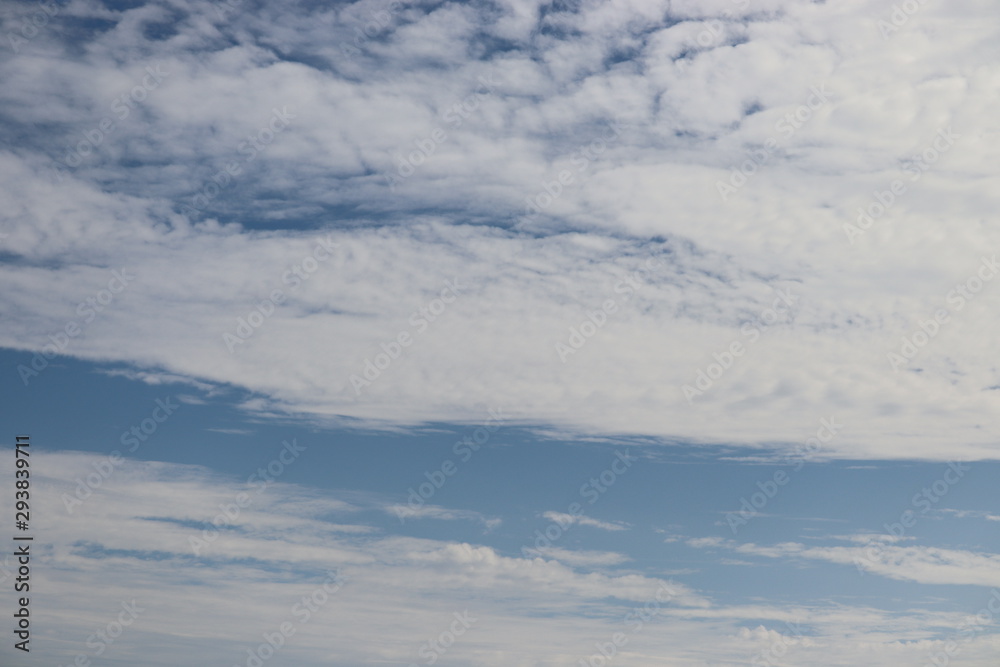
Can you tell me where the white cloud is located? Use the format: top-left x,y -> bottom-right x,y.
543,510 -> 630,531
3,1 -> 1000,462
6,0 -> 1000,663
386,502 -> 502,529
687,535 -> 1000,588
5,450 -> 1000,666
521,546 -> 631,568
686,536 -> 727,548
939,509 -> 1000,522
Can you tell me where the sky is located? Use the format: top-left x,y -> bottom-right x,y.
1,0 -> 999,664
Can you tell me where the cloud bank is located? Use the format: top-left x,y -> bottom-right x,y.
2,0 -> 999,462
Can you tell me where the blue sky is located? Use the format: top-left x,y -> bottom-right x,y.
2,0 -> 1000,664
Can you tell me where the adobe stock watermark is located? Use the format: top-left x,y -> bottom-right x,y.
384,74 -> 502,191
876,0 -> 930,39
726,417 -> 842,534
233,570 -> 347,667
689,17 -> 728,52
394,409 -> 504,523
523,119 -> 625,220
671,0 -> 750,72
56,64 -> 169,173
0,553 -> 17,587
18,268 -> 135,386
921,588 -> 1000,667
716,83 -> 830,202
6,0 -> 60,55
213,0 -> 244,20
339,1 -> 404,59
887,255 -> 998,371
55,600 -> 145,667
853,461 -> 971,574
578,581 -> 678,667
62,397 -> 180,514
189,438 -> 307,556
555,257 -> 662,363
222,234 -> 340,353
843,127 -> 959,244
522,449 -> 636,557
682,286 -> 795,403
349,277 -> 464,395
902,128 -> 961,182
183,106 -> 295,214
407,610 -> 477,667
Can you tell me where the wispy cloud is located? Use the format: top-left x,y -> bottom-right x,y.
687,535 -> 1000,587
542,510 -> 629,532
